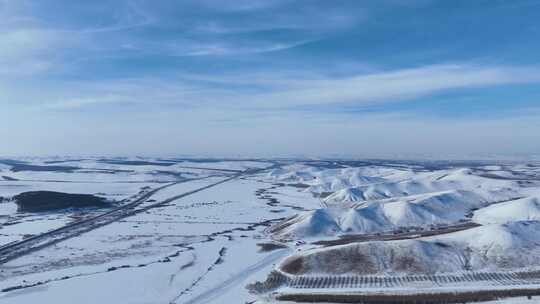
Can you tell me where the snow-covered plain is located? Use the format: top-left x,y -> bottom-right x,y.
1,158 -> 540,303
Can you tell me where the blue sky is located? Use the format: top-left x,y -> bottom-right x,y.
1,0 -> 540,158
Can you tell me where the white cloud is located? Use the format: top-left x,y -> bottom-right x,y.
0,0 -> 358,78
0,29 -> 60,76
13,63 -> 539,112
180,39 -> 316,56
245,64 -> 540,107
0,28 -> 57,57
43,95 -> 131,110
0,1 -> 154,76
197,0 -> 289,12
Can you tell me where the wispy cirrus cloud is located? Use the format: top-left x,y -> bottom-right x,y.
248,64 -> 540,107
0,0 -> 153,76
2,0 -> 540,157
23,63 -> 540,112
0,0 -> 347,78
0,28 -> 62,76
176,39 -> 317,56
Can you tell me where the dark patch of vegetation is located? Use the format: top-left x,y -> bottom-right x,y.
10,164 -> 80,173
2,159 -> 83,173
277,289 -> 540,303
318,191 -> 334,198
302,161 -> 348,169
44,159 -> 87,164
281,256 -> 304,274
214,247 -> 227,265
154,170 -> 185,179
169,157 -> 266,163
180,260 -> 195,270
14,191 -> 110,212
268,215 -> 300,234
1,281 -> 45,292
393,255 -> 425,273
2,221 -> 20,226
0,159 -> 27,166
434,241 -> 451,248
98,159 -> 176,166
247,270 -> 290,294
267,198 -> 280,206
315,246 -> 376,275
257,242 -> 288,252
313,222 -> 480,247
515,270 -> 540,279
288,183 -> 310,189
169,158 -> 221,163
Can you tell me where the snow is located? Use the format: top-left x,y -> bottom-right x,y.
274,189 -> 510,238
278,220 -> 540,277
433,221 -> 540,253
284,209 -> 341,237
278,239 -> 467,275
2,158 -> 540,303
271,164 -> 523,239
325,187 -> 365,202
0,159 -> 309,303
261,297 -> 540,304
340,206 -> 388,233
474,197 -> 540,224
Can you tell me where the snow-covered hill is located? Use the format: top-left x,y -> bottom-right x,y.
270,165 -> 525,239
279,221 -> 540,276
474,196 -> 540,224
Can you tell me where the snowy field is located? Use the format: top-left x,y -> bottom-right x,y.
1,158 -> 540,303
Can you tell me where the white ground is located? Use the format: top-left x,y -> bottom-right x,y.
1,158 -> 540,303
0,158 -> 317,303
